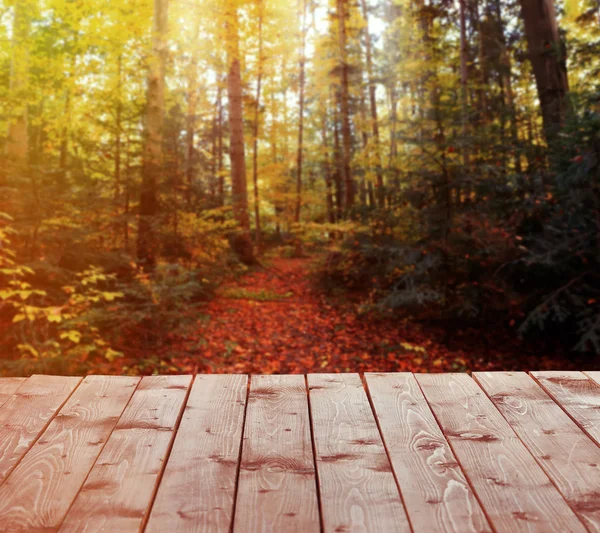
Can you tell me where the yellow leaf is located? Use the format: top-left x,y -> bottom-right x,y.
105,348 -> 123,362
60,330 -> 81,344
18,343 -> 39,358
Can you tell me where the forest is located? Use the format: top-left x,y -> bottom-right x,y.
0,0 -> 598,376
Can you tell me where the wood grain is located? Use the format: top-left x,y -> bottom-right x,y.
145,374 -> 248,533
584,372 -> 600,388
532,371 -> 600,446
308,373 -> 410,533
0,375 -> 139,532
233,374 -> 320,533
0,377 -> 26,409
365,372 -> 491,533
0,374 -> 81,485
416,373 -> 587,533
58,375 -> 192,533
474,371 -> 600,531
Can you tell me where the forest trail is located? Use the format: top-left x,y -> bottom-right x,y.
185,256 -> 506,374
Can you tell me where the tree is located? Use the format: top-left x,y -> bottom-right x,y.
6,0 -> 33,166
225,0 -> 254,263
335,0 -> 354,213
295,0 -> 308,223
518,0 -> 569,141
252,0 -> 265,242
137,0 -> 169,270
359,0 -> 384,208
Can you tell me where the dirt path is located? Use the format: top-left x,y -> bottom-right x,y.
182,257 -> 511,374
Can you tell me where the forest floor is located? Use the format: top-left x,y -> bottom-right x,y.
172,256 -> 579,374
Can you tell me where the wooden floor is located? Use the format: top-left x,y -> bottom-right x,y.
1,373 -> 600,532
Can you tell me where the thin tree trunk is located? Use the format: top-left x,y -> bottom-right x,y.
114,55 -> 123,246
217,82 -> 225,206
295,0 -> 308,223
459,0 -> 470,172
186,70 -> 197,206
322,113 -> 335,224
137,0 -> 168,270
493,0 -> 522,174
210,97 -> 218,202
333,95 -> 344,221
360,0 -> 384,208
124,138 -> 131,253
7,0 -> 31,166
336,0 -> 354,213
252,1 -> 264,243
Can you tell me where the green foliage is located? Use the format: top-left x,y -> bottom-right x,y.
517,92 -> 600,351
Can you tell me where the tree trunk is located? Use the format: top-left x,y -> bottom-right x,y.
186,66 -> 197,206
114,55 -> 123,246
336,0 -> 354,213
333,95 -> 344,222
7,0 -> 31,166
518,0 -> 569,142
137,0 -> 168,271
322,113 -> 335,224
253,1 -> 264,243
459,0 -> 470,172
360,0 -> 384,208
225,0 -> 254,264
295,0 -> 308,224
217,82 -> 225,206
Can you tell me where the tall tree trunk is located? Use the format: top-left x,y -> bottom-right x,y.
459,0 -> 470,171
210,96 -> 218,202
360,0 -> 384,208
518,0 -> 569,142
336,0 -> 354,213
333,96 -> 344,221
321,112 -> 335,224
124,139 -> 131,253
114,55 -> 123,246
217,82 -> 225,206
295,0 -> 308,223
137,0 -> 168,270
252,1 -> 264,243
186,69 -> 197,206
7,0 -> 31,166
493,0 -> 522,174
225,0 -> 254,263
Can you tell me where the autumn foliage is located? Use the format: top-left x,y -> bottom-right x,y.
1,0 -> 599,375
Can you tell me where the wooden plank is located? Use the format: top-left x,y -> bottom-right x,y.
0,377 -> 26,409
532,371 -> 600,446
146,374 -> 248,533
585,372 -> 600,387
416,373 -> 587,533
59,375 -> 192,533
0,374 -> 82,485
0,375 -> 139,532
365,372 -> 491,533
233,374 -> 319,533
308,373 -> 410,533
475,371 -> 600,532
